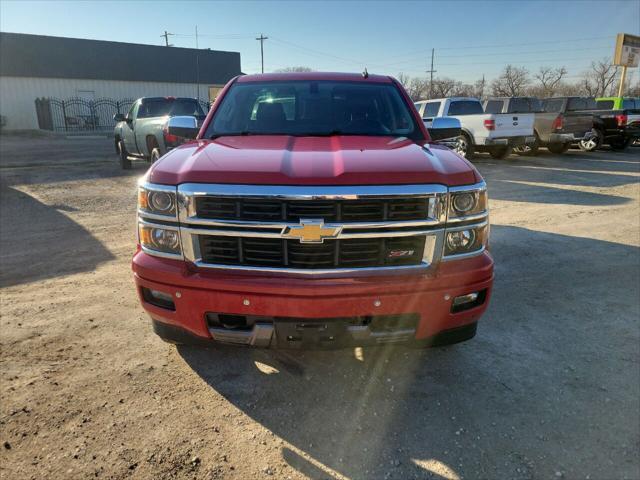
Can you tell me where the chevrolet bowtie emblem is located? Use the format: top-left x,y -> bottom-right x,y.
282,219 -> 342,243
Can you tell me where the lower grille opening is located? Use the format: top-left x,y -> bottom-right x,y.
205,313 -> 418,332
206,313 -> 273,331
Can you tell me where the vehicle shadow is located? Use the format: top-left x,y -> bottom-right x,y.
177,225 -> 640,479
0,185 -> 115,287
475,149 -> 639,206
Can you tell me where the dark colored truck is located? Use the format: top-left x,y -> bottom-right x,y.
132,72 -> 494,350
113,97 -> 206,169
579,96 -> 640,151
483,96 -> 593,155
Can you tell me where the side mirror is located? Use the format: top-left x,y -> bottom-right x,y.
113,113 -> 125,122
167,116 -> 199,139
427,117 -> 461,142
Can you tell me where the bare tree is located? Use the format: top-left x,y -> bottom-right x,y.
396,72 -> 411,87
274,66 -> 313,73
474,77 -> 487,99
397,73 -> 429,102
579,59 -> 618,97
452,82 -> 475,97
534,66 -> 567,97
431,77 -> 457,98
397,73 -> 430,100
491,65 -> 530,96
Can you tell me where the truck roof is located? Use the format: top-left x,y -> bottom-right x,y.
237,72 -> 393,83
415,97 -> 480,103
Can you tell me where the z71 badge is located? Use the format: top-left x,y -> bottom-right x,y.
387,250 -> 415,258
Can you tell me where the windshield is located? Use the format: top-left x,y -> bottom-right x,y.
205,80 -> 418,137
138,98 -> 205,118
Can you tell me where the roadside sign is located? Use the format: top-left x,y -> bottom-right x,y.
613,33 -> 640,67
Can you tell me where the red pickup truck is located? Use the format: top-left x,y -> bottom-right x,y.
132,72 -> 494,349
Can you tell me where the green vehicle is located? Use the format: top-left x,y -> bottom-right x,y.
596,96 -> 640,110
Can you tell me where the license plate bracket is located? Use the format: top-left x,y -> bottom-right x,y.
274,320 -> 346,349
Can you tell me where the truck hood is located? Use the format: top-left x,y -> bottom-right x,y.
148,135 -> 479,186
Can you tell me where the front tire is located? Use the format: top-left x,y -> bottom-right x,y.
547,143 -> 570,154
118,141 -> 132,170
579,129 -> 602,152
609,137 -> 632,151
489,146 -> 512,160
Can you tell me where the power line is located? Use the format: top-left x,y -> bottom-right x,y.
382,46 -> 612,67
269,36 -> 363,65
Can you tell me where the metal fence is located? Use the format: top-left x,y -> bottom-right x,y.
34,97 -> 212,133
35,98 -> 135,133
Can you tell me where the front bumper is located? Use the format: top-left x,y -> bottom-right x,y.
132,250 -> 494,348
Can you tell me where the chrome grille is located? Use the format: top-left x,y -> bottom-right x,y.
199,236 -> 426,269
195,196 -> 429,223
177,183 -> 451,276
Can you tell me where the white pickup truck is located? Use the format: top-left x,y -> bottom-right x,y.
415,97 -> 536,159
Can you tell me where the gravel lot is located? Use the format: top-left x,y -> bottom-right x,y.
1,135 -> 639,480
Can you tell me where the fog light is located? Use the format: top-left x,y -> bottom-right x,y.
142,288 -> 175,310
453,292 -> 478,307
451,290 -> 486,313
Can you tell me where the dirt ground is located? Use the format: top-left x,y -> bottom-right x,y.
1,135 -> 639,480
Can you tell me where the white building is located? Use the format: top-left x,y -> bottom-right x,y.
0,32 -> 242,130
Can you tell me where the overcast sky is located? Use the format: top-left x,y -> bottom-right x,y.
1,0 -> 638,84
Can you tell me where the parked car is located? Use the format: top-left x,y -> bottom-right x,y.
582,96 -> 640,151
133,72 -> 494,349
415,97 -> 535,159
113,97 -> 206,169
483,96 -> 593,155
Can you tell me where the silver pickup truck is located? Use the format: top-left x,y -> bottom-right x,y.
113,97 -> 206,169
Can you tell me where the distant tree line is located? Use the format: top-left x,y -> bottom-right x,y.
397,58 -> 640,100
272,61 -> 639,100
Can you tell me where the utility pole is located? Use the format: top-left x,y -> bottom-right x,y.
426,48 -> 436,99
480,74 -> 485,99
256,34 -> 268,73
161,30 -> 174,47
195,25 -> 200,101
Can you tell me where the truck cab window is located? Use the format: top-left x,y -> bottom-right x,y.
484,100 -> 504,114
448,100 -> 483,116
423,102 -> 440,118
542,99 -> 564,113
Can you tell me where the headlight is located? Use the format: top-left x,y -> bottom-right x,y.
138,184 -> 177,217
449,188 -> 487,219
138,223 -> 182,256
444,224 -> 488,257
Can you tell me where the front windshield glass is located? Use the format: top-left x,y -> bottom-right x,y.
206,81 -> 417,137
